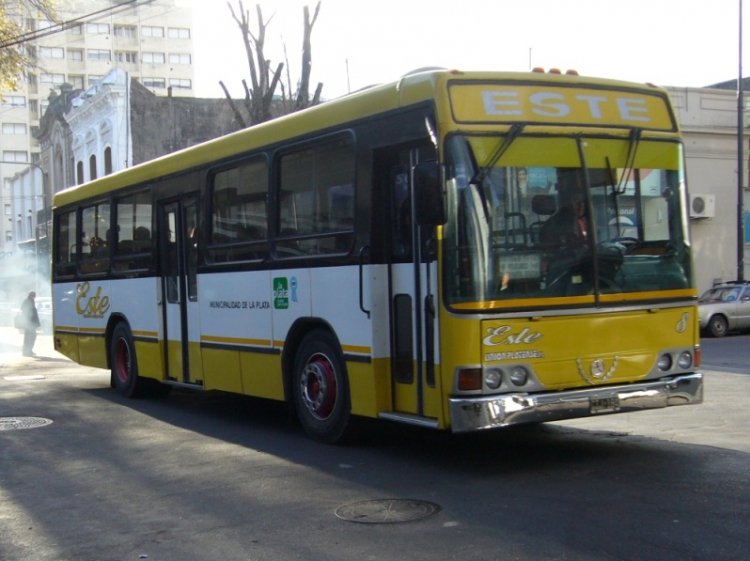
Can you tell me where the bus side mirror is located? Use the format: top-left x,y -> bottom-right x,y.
414,162 -> 446,226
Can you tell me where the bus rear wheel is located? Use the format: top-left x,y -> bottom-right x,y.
292,330 -> 352,444
110,323 -> 146,397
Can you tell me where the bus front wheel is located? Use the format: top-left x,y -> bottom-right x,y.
292,330 -> 352,444
110,323 -> 145,397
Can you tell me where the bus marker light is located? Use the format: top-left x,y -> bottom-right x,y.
458,368 -> 482,391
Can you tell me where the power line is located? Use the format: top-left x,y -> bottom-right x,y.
0,0 -> 154,49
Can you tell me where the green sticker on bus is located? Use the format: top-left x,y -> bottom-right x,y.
273,277 -> 289,309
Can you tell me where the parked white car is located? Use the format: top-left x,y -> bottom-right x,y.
698,281 -> 750,337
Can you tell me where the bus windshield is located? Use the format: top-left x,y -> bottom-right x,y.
443,133 -> 693,308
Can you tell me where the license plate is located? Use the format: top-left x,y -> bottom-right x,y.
590,396 -> 620,414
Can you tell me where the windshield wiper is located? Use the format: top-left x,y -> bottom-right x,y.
615,127 -> 642,195
471,123 -> 526,186
469,123 -> 525,220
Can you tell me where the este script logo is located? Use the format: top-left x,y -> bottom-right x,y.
76,281 -> 110,318
483,325 -> 543,346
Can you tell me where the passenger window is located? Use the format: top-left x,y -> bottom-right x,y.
113,190 -> 153,272
79,201 -> 111,274
277,135 -> 355,256
209,158 -> 268,262
54,209 -> 78,278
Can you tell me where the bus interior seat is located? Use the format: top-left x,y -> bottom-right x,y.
529,194 -> 556,243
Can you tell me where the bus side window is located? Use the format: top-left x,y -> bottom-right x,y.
79,201 -> 111,274
113,190 -> 153,272
276,134 -> 355,258
208,158 -> 268,263
391,169 -> 412,262
54,209 -> 78,278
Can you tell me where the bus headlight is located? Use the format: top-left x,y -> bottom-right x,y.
509,366 -> 529,386
657,353 -> 673,371
484,368 -> 503,390
677,351 -> 693,369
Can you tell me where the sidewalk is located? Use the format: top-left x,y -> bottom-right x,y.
0,326 -> 67,374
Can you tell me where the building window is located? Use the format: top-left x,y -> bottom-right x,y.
2,123 -> 27,135
68,23 -> 82,35
169,53 -> 191,65
104,147 -> 112,175
69,75 -> 84,89
40,73 -> 65,85
68,49 -> 83,61
4,204 -> 10,216
87,49 -> 111,61
89,155 -> 97,180
142,77 -> 165,89
115,51 -> 137,63
114,24 -> 136,38
2,95 -> 25,107
141,25 -> 164,38
39,46 -> 64,59
77,161 -> 84,184
168,27 -> 191,39
142,52 -> 165,64
169,78 -> 192,89
2,150 -> 28,163
86,23 -> 110,35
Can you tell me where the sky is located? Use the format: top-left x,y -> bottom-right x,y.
177,0 -> 750,101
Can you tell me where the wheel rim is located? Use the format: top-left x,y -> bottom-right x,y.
300,352 -> 337,420
712,317 -> 727,336
114,338 -> 131,384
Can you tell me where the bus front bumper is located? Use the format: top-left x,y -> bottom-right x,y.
448,373 -> 703,433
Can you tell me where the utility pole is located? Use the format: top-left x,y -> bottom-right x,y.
738,0 -> 746,281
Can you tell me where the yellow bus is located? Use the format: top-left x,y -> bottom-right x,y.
52,69 -> 703,443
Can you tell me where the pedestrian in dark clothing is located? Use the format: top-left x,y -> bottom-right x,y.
20,291 -> 40,356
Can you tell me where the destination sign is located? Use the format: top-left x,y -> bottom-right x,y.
449,83 -> 676,131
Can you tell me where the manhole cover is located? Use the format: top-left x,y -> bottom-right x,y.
0,417 -> 54,431
335,499 -> 441,524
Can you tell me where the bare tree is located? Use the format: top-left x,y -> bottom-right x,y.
220,1 -> 322,127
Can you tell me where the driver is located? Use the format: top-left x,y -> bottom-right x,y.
540,177 -> 589,246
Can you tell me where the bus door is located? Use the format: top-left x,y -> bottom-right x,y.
385,145 -> 438,420
158,197 -> 202,385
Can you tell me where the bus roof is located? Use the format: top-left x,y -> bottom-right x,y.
53,69 -> 676,208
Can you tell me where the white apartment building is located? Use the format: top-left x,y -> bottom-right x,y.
1,0 -> 193,253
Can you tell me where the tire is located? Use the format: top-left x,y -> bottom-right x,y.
292,329 -> 352,444
708,314 -> 728,338
110,323 -> 146,397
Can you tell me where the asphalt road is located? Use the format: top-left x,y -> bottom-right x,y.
700,332 -> 749,374
1,329 -> 748,561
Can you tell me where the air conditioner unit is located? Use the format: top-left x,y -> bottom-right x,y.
689,194 -> 715,219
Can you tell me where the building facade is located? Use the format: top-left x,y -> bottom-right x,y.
1,0 -> 193,253
667,85 -> 750,293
